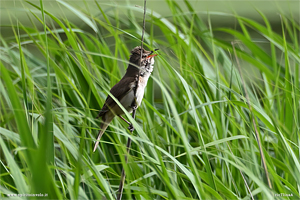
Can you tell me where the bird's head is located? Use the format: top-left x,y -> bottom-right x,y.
128,46 -> 158,76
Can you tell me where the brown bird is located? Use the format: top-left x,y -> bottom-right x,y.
93,46 -> 158,152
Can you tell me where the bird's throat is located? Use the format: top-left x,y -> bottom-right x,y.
124,64 -> 141,77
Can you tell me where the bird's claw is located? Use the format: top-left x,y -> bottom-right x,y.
128,124 -> 135,132
131,104 -> 138,110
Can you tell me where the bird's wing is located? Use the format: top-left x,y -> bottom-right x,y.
97,76 -> 136,118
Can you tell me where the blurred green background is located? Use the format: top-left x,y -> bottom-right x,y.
1,0 -> 299,34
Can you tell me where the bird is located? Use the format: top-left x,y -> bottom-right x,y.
93,46 -> 158,152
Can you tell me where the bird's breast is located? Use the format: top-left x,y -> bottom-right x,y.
135,75 -> 149,106
111,76 -> 148,116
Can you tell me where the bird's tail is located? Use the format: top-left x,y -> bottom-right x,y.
93,118 -> 112,152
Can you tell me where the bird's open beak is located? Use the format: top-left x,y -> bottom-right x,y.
146,54 -> 158,59
147,48 -> 159,59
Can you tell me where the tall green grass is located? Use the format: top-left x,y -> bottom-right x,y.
1,0 -> 299,199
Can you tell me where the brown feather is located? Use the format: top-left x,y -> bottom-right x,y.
97,76 -> 136,118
